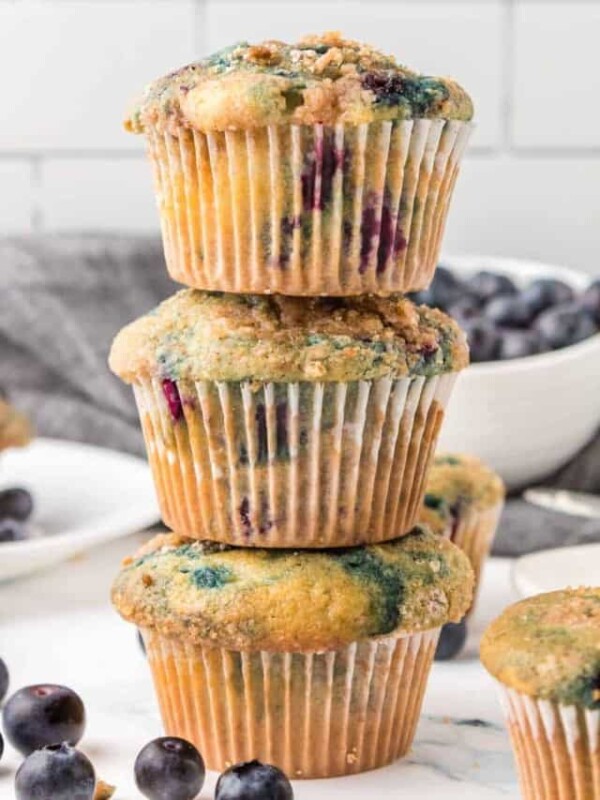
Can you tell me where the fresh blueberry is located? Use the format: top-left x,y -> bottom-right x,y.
581,279 -> 600,324
0,658 -> 9,704
135,737 -> 205,800
446,295 -> 481,324
427,265 -> 465,310
535,303 -> 598,350
0,488 -> 34,522
497,329 -> 545,360
216,760 -> 294,800
522,278 -> 575,316
465,270 -> 517,302
0,518 -> 28,543
435,619 -> 468,661
484,295 -> 532,328
462,319 -> 501,363
3,684 -> 86,756
409,288 -> 436,307
15,742 -> 95,800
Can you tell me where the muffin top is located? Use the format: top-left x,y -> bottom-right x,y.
112,526 -> 474,652
126,31 -> 473,134
481,588 -> 600,709
0,399 -> 33,452
109,290 -> 469,384
419,453 -> 505,535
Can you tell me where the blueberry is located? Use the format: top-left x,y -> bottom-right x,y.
0,518 -> 28,543
535,303 -> 598,350
361,71 -> 407,102
135,737 -> 205,800
462,319 -> 501,363
161,379 -> 183,422
522,278 -> 575,316
581,279 -> 600,324
3,684 -> 86,756
484,295 -> 532,328
0,488 -> 34,522
465,270 -> 517,302
427,265 -> 465,310
15,742 -> 95,800
216,760 -> 294,800
435,619 -> 468,661
409,288 -> 436,307
446,295 -> 481,324
0,658 -> 9,703
497,329 -> 545,360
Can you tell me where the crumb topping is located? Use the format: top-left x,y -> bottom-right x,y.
109,290 -> 469,384
421,453 -> 505,532
112,526 -> 474,651
481,588 -> 600,709
125,32 -> 473,134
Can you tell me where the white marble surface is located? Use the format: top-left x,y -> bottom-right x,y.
0,535 -> 522,799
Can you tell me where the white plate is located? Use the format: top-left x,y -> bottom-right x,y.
0,438 -> 159,581
512,543 -> 600,598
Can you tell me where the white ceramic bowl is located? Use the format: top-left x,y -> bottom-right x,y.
513,543 -> 600,598
438,255 -> 600,489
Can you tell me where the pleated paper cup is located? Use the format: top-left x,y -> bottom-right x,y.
133,372 -> 457,547
141,627 -> 440,779
497,686 -> 600,800
448,501 -> 503,615
147,119 -> 472,296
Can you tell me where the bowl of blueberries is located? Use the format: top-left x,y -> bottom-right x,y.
411,256 -> 600,489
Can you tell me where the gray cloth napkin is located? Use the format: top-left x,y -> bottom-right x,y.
0,234 -> 174,455
1,234 -> 598,554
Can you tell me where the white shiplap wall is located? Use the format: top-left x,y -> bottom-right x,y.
1,0 -> 599,273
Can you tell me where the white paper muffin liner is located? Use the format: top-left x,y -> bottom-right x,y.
497,685 -> 600,799
147,119 -> 472,296
449,501 -> 503,615
141,627 -> 440,778
133,372 -> 457,547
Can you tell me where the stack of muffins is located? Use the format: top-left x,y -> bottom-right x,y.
110,32 -> 479,779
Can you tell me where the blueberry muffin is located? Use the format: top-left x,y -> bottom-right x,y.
113,525 -> 474,778
109,290 -> 469,547
419,453 -> 504,613
127,31 -> 473,296
0,398 -> 32,453
481,589 -> 600,800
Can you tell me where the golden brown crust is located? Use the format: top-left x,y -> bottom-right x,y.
126,32 -> 473,134
481,588 -> 600,709
418,503 -> 450,537
424,453 -> 505,513
112,527 -> 474,652
109,290 -> 469,384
